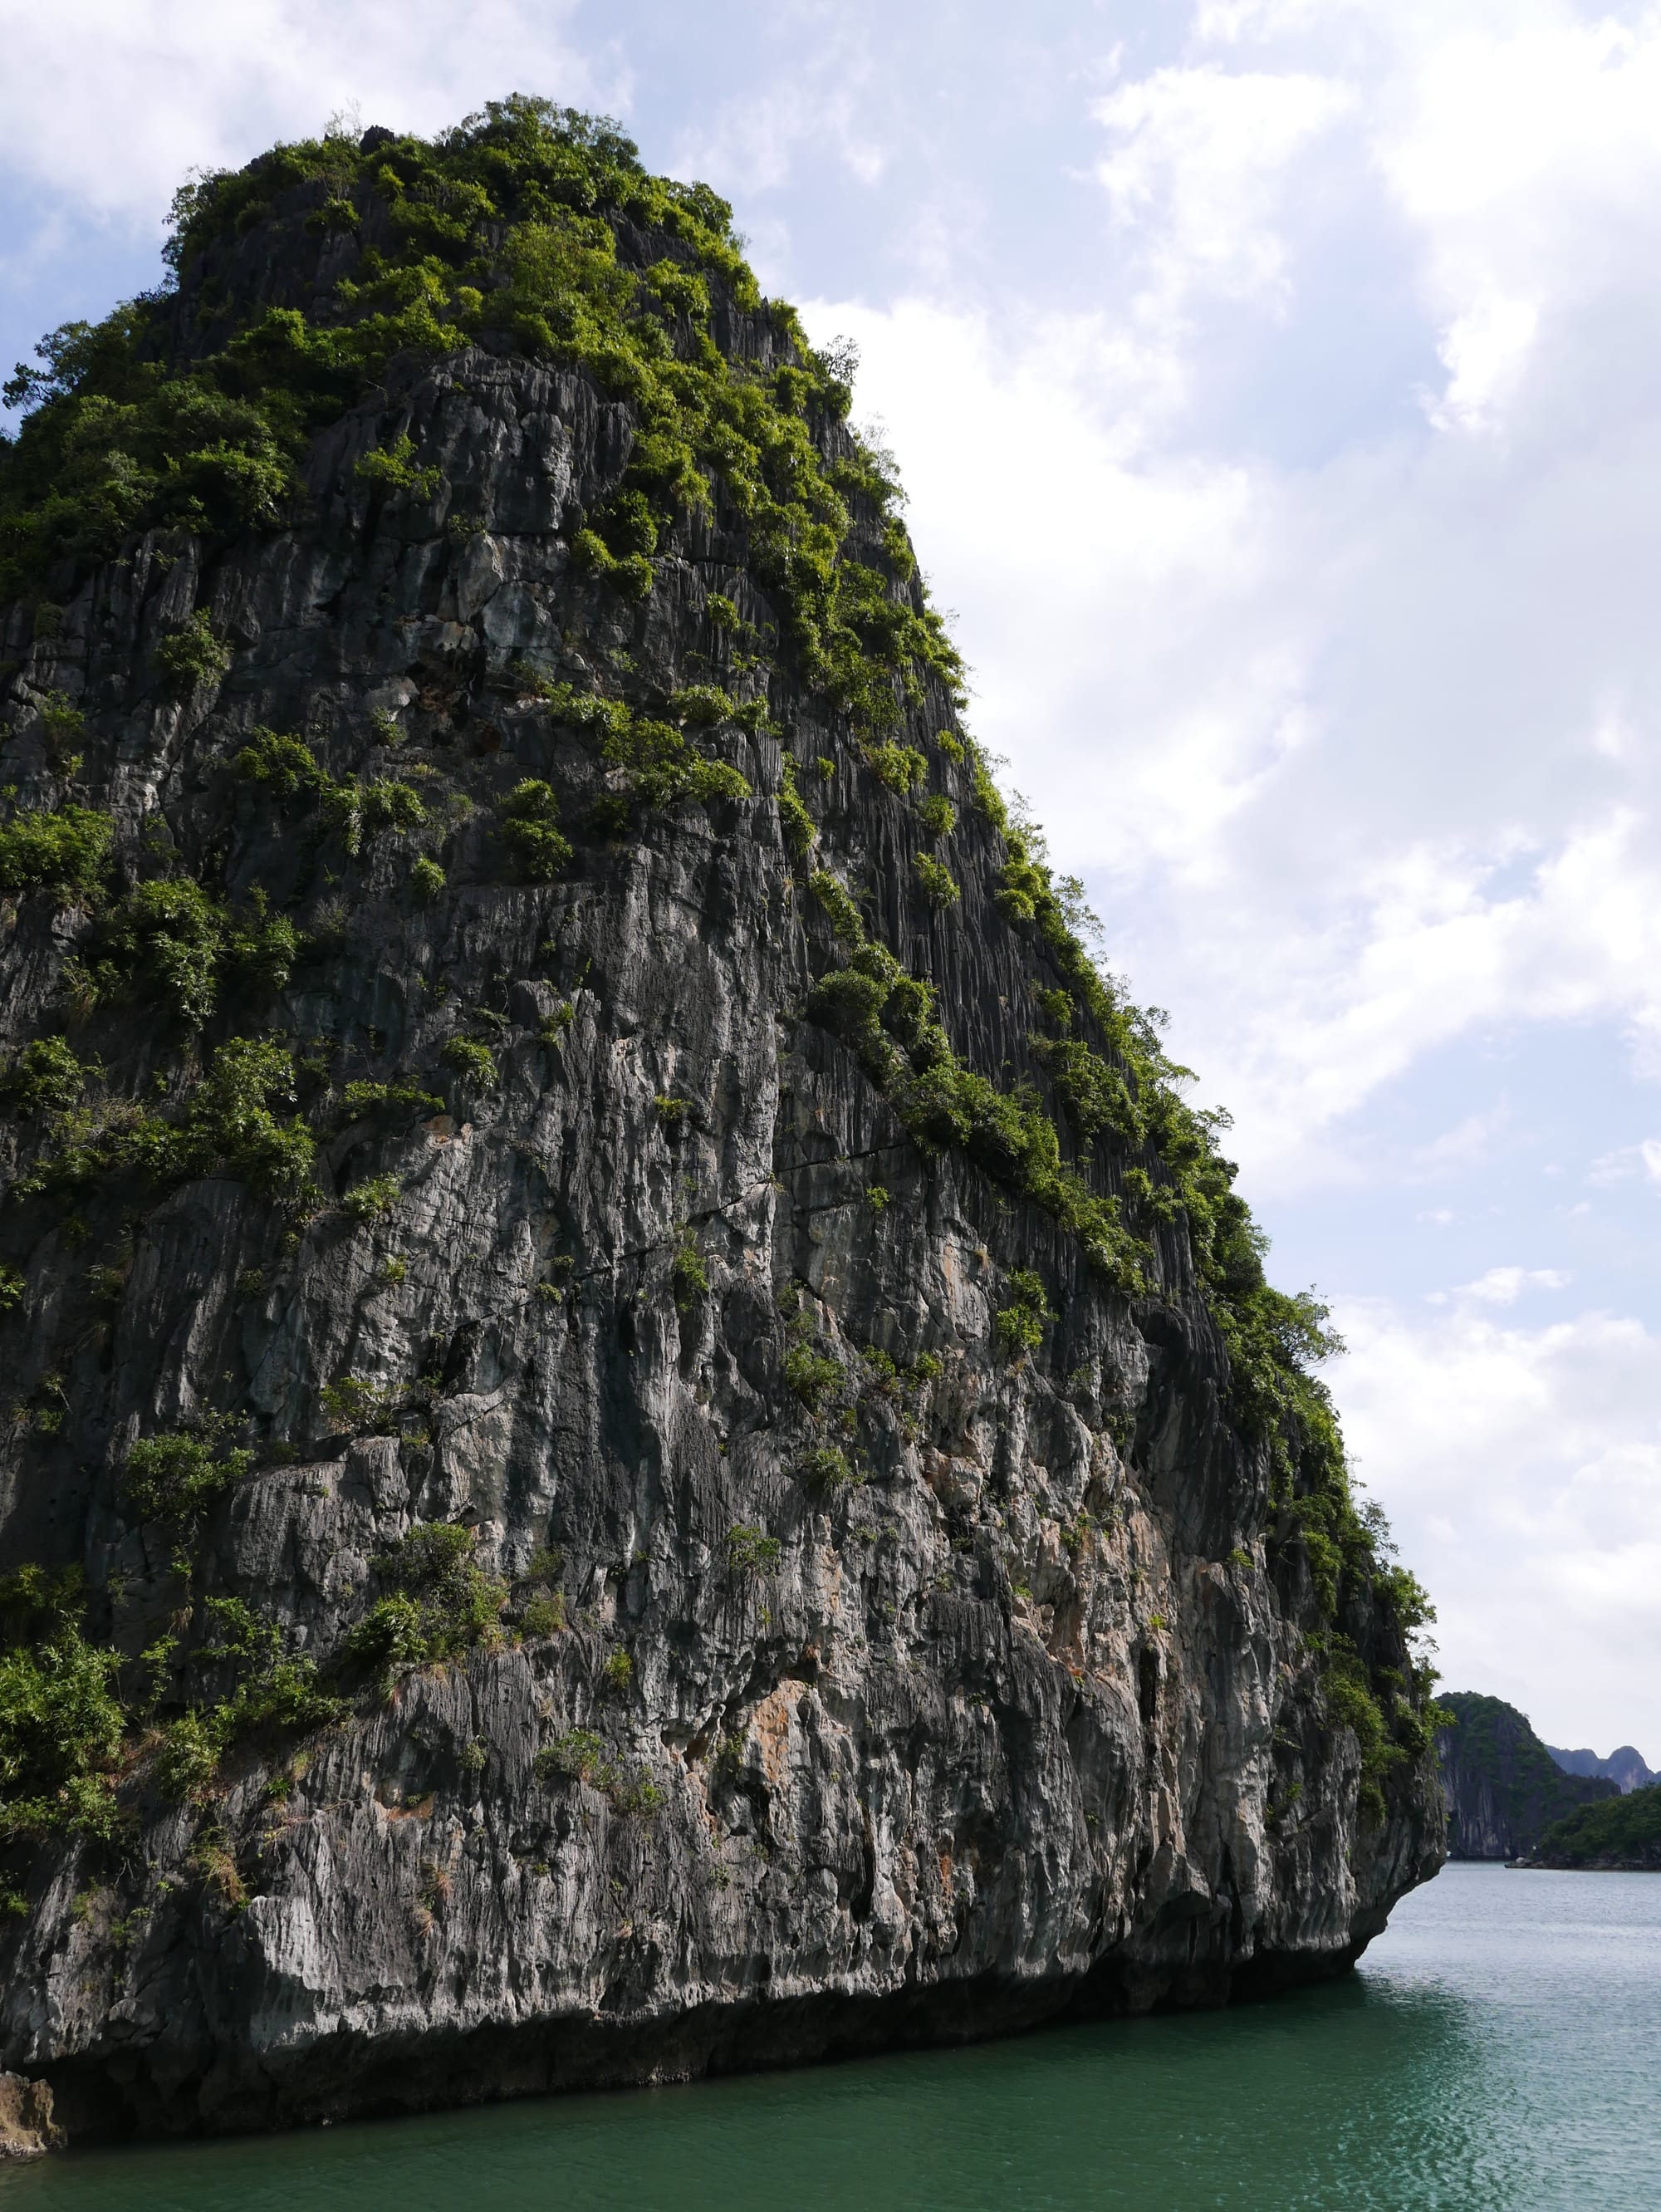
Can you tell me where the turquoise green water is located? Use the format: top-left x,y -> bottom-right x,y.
5,1861 -> 1659,2210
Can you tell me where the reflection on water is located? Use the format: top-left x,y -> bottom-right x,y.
5,1864 -> 1659,2211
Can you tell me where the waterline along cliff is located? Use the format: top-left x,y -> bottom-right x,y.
0,101 -> 1443,2143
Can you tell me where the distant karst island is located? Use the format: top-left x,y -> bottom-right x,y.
1436,1693 -> 1659,1867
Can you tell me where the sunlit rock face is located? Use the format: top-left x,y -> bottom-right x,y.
0,111 -> 1443,2141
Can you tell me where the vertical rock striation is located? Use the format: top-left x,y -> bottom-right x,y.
0,101 -> 1443,2139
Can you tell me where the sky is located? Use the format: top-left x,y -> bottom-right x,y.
3,0 -> 1660,1758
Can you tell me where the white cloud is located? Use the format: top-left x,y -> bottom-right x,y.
0,0 -> 610,234
1335,1290 -> 1661,1751
666,21 -> 888,201
1412,1106 -> 1511,1177
1429,1264 -> 1570,1307
1423,288 -> 1539,434
1587,1139 -> 1661,1189
1093,64 -> 1353,313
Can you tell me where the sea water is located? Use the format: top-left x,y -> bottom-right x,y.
4,1861 -> 1658,2210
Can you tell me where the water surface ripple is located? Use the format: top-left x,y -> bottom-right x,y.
6,1863 -> 1657,2210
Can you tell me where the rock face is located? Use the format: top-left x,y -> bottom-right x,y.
0,107 -> 1443,2141
1546,1743 -> 1655,1794
0,2070 -> 62,2161
1437,1694 -> 1614,1860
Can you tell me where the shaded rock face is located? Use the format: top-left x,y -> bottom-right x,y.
0,307 -> 1442,2135
1438,1695 -> 1614,1860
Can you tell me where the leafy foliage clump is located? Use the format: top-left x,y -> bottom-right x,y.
179,1035 -> 317,1199
1032,1034 -> 1139,1146
497,779 -> 571,880
537,1729 -> 610,1785
777,759 -> 816,861
0,1036 -> 86,1118
234,727 -> 329,800
0,804 -> 114,907
71,879 -> 298,1027
157,1596 -> 342,1800
153,611 -> 232,690
345,1522 -> 506,1679
532,1724 -> 661,1812
341,1172 -> 401,1223
671,1229 -> 708,1311
442,1036 -> 498,1088
994,1269 -> 1051,1357
236,733 -> 428,855
797,1444 -> 855,1490
12,1034 -> 316,1209
341,1078 -> 443,1121
913,853 -> 959,908
727,1525 -> 782,1577
517,1592 -> 566,1639
783,1341 -> 844,1413
323,777 -> 427,856
0,1568 -> 125,1840
353,431 -> 442,500
866,742 -> 927,794
125,1420 -> 254,1538
522,683 -> 759,817
318,1374 -> 404,1433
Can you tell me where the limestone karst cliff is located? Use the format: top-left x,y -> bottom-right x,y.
0,100 -> 1443,2141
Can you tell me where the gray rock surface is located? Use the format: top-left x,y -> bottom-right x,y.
0,312 -> 1443,2138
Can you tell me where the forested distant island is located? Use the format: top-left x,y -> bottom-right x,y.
1521,1786 -> 1661,1871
